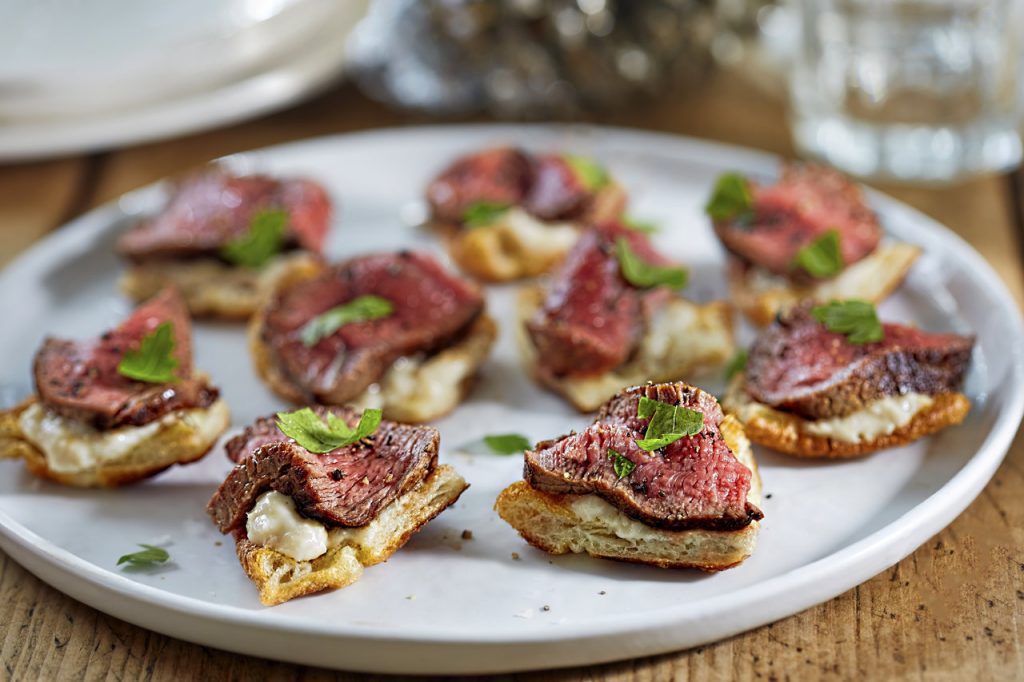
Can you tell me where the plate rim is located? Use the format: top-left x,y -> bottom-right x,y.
0,123 -> 1021,673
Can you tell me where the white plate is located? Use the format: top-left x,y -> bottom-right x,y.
0,126 -> 1020,675
0,2 -> 368,162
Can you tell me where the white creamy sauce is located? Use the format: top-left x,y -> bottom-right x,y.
348,348 -> 473,418
569,495 -> 668,542
245,491 -> 328,562
802,393 -> 934,443
381,353 -> 469,410
746,266 -> 791,293
492,208 -> 579,256
17,402 -> 225,474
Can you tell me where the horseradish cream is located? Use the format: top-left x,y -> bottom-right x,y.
246,491 -> 328,562
18,401 -> 228,474
568,495 -> 669,542
802,393 -> 934,443
489,208 -> 579,258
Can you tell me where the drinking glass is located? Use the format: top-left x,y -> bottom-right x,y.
789,0 -> 1023,183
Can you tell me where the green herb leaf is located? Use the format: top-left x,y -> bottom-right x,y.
635,396 -> 704,451
607,448 -> 636,480
117,544 -> 170,568
220,209 -> 288,268
811,299 -> 884,344
462,201 -> 511,228
792,229 -> 844,278
724,349 -> 749,381
622,216 -> 659,234
564,154 -> 610,191
615,238 -> 688,290
300,295 -> 394,347
116,321 -> 179,384
483,433 -> 531,455
705,172 -> 754,224
276,407 -> 383,454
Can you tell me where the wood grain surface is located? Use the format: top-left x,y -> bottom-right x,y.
0,72 -> 1022,681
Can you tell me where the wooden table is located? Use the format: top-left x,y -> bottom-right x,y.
1,71 -> 1022,681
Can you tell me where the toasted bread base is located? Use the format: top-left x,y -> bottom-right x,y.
494,415 -> 761,570
0,398 -> 229,487
730,243 -> 921,326
436,184 -> 627,282
235,463 -> 468,605
721,376 -> 971,458
250,274 -> 497,423
120,251 -> 323,320
517,286 -> 735,412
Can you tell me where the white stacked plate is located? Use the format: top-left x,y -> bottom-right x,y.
0,0 -> 368,160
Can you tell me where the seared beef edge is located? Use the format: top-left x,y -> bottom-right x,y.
208,423 -> 440,534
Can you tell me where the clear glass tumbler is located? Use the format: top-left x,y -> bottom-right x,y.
789,0 -> 1023,183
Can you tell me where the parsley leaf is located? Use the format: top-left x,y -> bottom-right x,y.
483,433 -> 531,455
615,238 -> 688,290
220,209 -> 288,268
635,396 -> 703,451
607,448 -> 636,479
811,300 -> 884,344
116,321 -> 179,384
564,154 -> 610,191
117,544 -> 170,568
705,172 -> 754,224
463,201 -> 511,228
276,407 -> 383,454
300,295 -> 394,347
792,229 -> 844,278
724,349 -> 749,381
622,216 -> 659,234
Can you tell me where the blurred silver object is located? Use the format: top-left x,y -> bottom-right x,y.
347,0 -> 747,117
789,0 -> 1023,184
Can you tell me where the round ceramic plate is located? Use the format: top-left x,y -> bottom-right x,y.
0,126 -> 1020,674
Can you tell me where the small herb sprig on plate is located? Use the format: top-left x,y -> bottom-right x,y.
483,434 -> 532,455
117,544 -> 170,569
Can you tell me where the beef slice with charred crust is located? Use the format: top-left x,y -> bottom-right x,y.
207,406 -> 439,532
745,305 -> 974,420
260,251 -> 484,404
526,223 -> 670,378
117,165 -> 331,260
524,382 -> 762,531
713,163 -> 881,277
426,147 -> 533,223
33,287 -> 218,429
